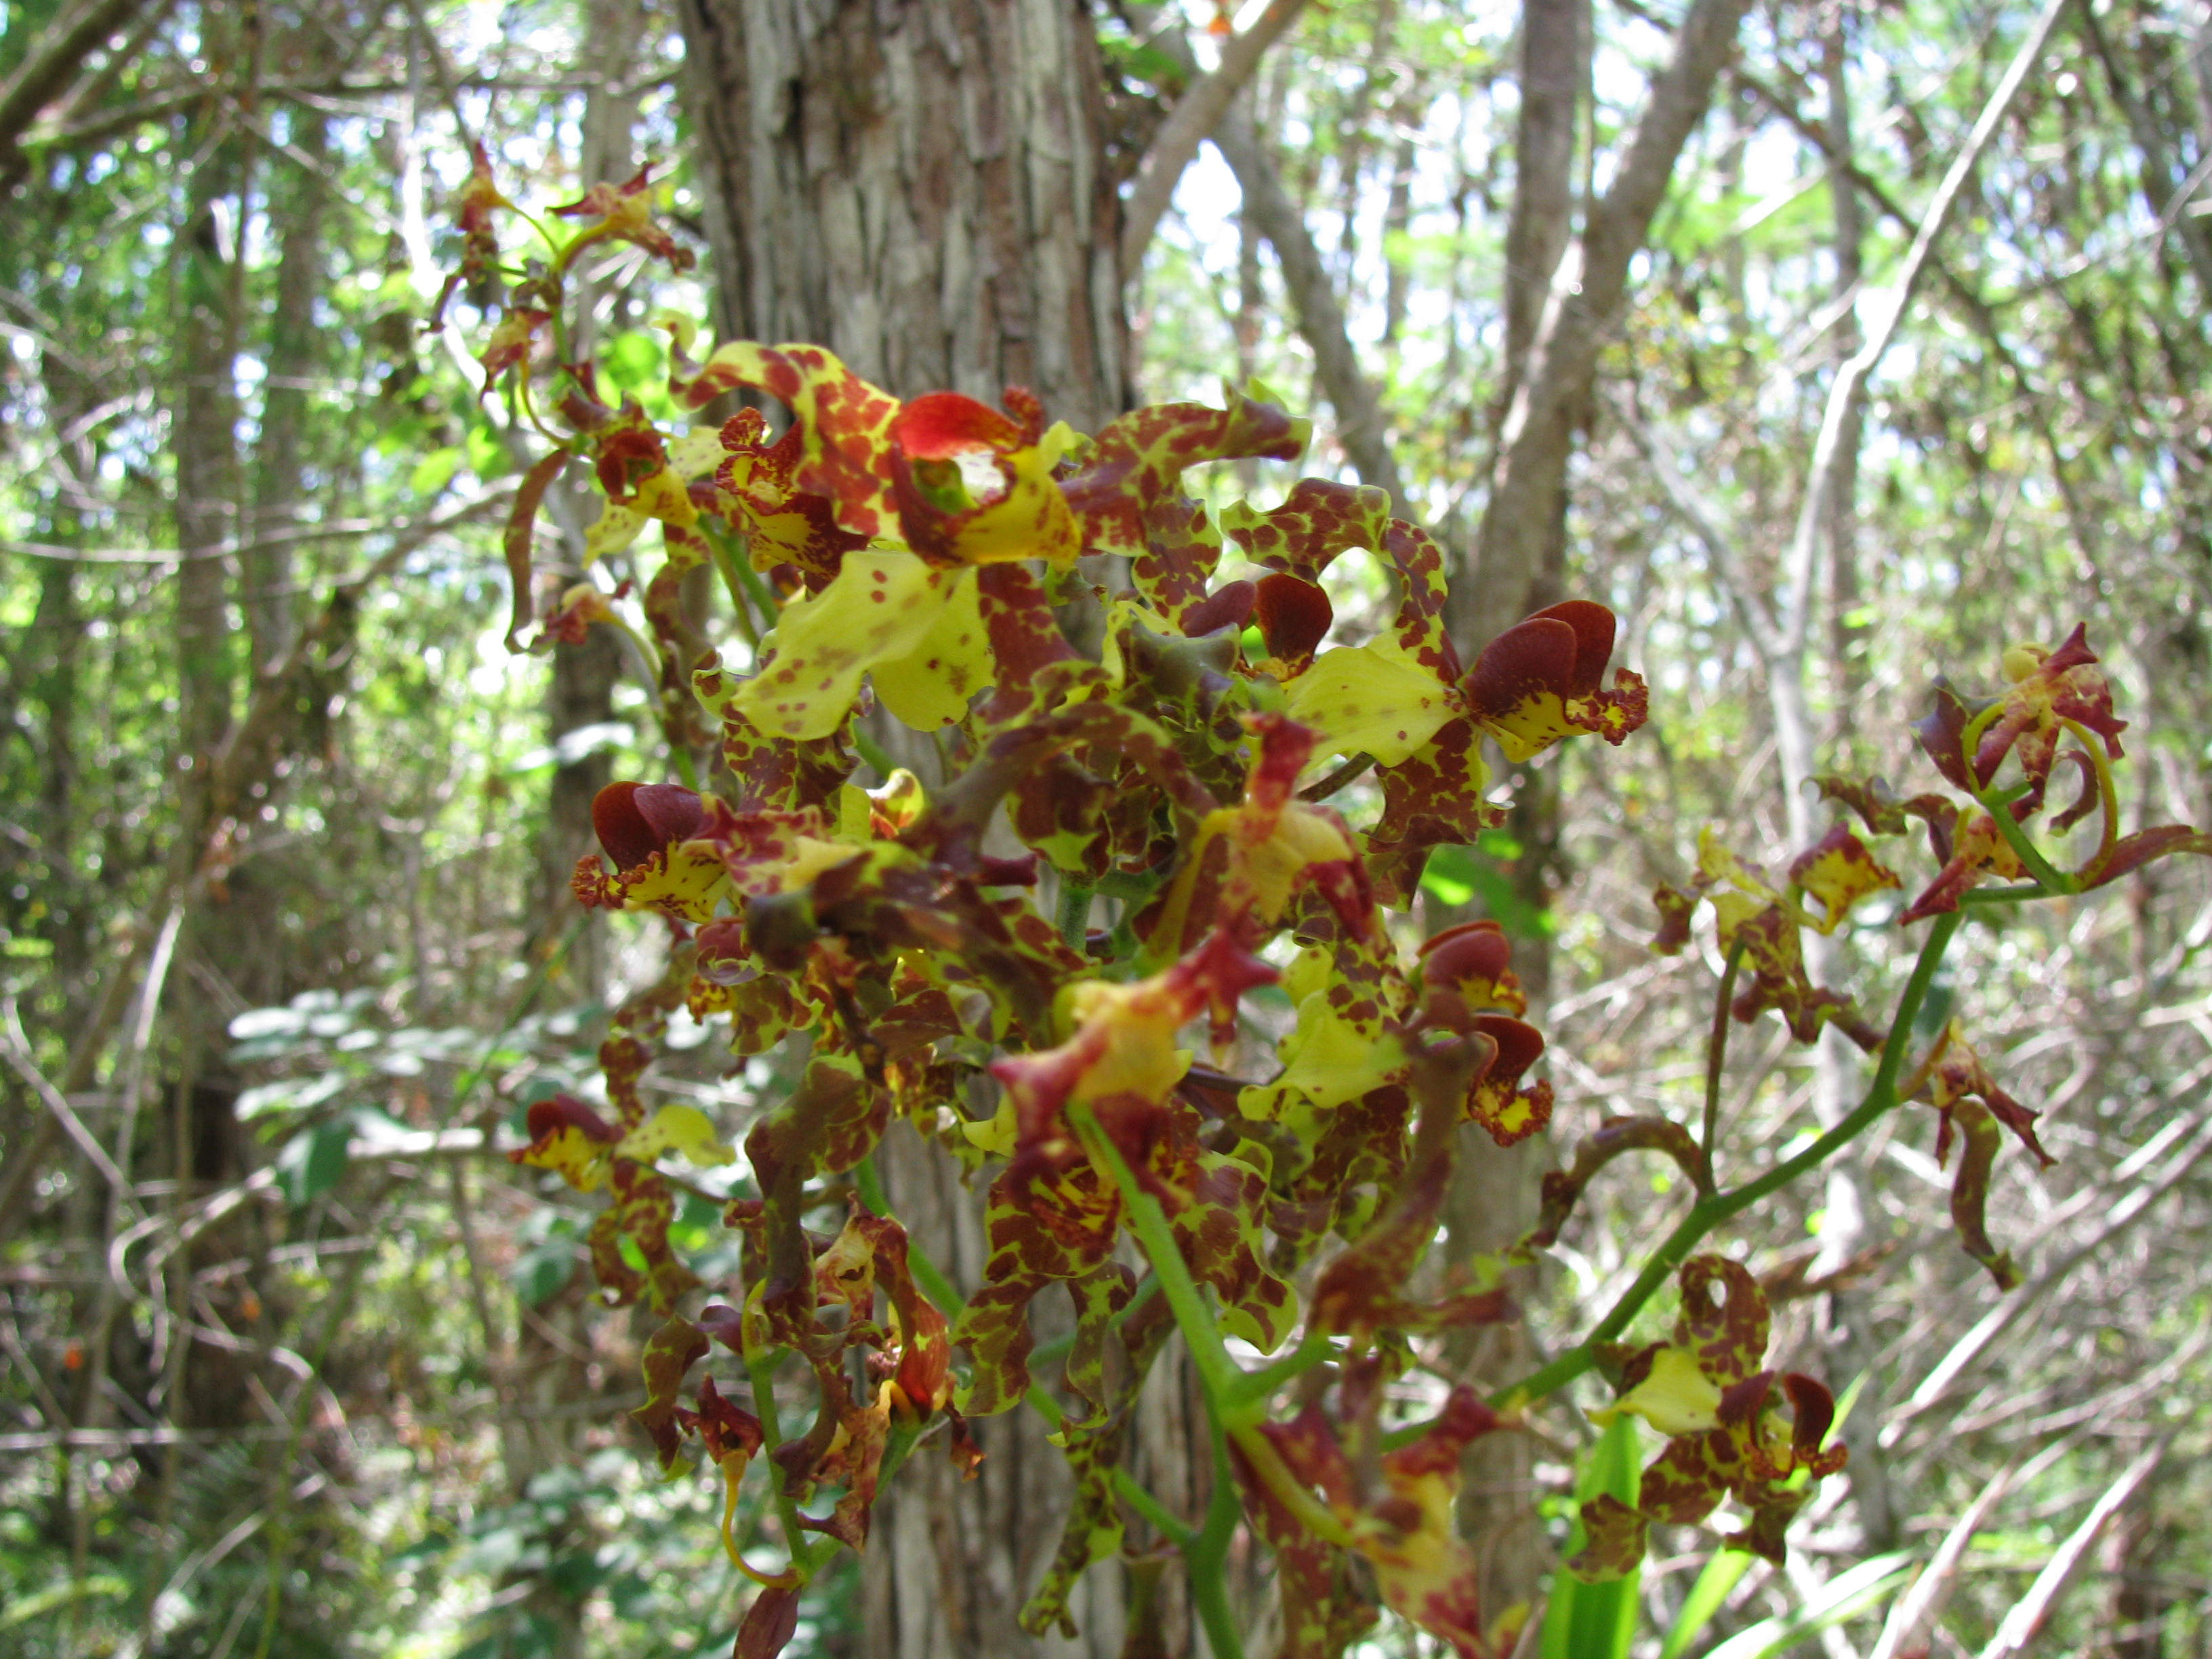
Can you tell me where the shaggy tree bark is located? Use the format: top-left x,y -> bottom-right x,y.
680,0 -> 1126,417
676,3 -> 1135,1654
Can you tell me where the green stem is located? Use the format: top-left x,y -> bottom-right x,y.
1494,909 -> 1967,1412
1701,941 -> 1745,1185
1064,1109 -> 1254,1654
730,545 -> 781,632
1976,785 -> 2075,894
1113,1466 -> 1197,1548
1225,1328 -> 1334,1408
1184,1419 -> 1248,1659
743,1347 -> 818,1584
2060,716 -> 2123,865
1069,1106 -> 1238,1401
1961,884 -> 2045,906
703,526 -> 762,652
1057,878 -> 1095,951
851,724 -> 898,781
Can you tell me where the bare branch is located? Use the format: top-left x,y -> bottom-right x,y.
1870,1461 -> 2019,1659
1778,0 -> 2076,658
1211,103 -> 1408,506
0,997 -> 128,1192
0,0 -> 148,177
1978,1444 -> 2166,1659
1468,0 -> 1755,649
1119,0 -> 1311,276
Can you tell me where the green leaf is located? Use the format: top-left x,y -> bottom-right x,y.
1699,1553 -> 1914,1659
1658,1552 -> 1754,1659
1420,834 -> 1555,939
1542,1415 -> 1643,1659
277,1120 -> 352,1207
409,445 -> 465,495
511,1238 -> 578,1307
465,421 -> 507,480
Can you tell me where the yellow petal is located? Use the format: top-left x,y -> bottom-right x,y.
585,501 -> 649,561
633,466 -> 699,529
666,427 -> 726,480
1239,991 -> 1406,1122
872,566 -> 991,729
1284,636 -> 1452,766
615,1104 -> 737,1169
1588,1345 -> 1721,1436
731,551 -> 962,740
963,1094 -> 1018,1158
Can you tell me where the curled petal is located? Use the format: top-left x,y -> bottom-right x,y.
1254,571 -> 1334,672
888,390 -> 1081,566
1183,578 -> 1256,638
2079,825 -> 2212,890
1464,601 -> 1649,761
1787,823 -> 1902,934
1973,624 -> 2127,790
1418,919 -> 1527,1017
594,781 -> 707,871
1465,1014 -> 1552,1146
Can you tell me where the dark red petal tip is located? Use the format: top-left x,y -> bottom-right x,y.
1254,572 -> 1333,663
592,780 -> 705,871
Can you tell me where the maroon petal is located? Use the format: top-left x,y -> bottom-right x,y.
1183,579 -> 1256,638
1254,572 -> 1333,666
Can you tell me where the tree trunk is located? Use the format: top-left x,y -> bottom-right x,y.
679,0 -> 1126,417
1805,4 -> 1897,1559
675,3 -> 1136,1654
248,103 -> 330,676
1497,0 -> 1580,437
1462,0 -> 1750,651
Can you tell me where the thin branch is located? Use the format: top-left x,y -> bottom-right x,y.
1211,102 -> 1409,505
1119,0 -> 1311,275
0,0 -> 148,173
1977,1443 -> 2166,1659
1778,0 -> 2076,659
1131,8 -> 1407,504
1868,1460 -> 2018,1659
0,997 -> 129,1192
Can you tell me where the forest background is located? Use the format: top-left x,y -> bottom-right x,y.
4,0 -> 2212,1655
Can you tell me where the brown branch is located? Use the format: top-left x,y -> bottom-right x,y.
1777,0 -> 2076,661
1119,0 -> 1311,276
1978,1445 -> 2166,1659
0,0 -> 147,178
1467,0 -> 1755,649
1211,102 -> 1409,506
1129,7 -> 1407,506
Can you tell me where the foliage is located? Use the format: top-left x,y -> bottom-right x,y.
9,1 -> 2212,1655
450,153 -> 2212,1658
